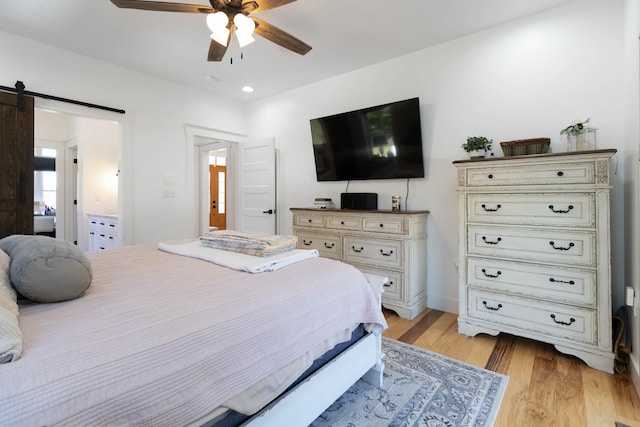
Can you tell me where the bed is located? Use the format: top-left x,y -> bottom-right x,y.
0,239 -> 387,426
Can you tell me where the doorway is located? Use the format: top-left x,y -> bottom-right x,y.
186,125 -> 277,237
34,108 -> 120,249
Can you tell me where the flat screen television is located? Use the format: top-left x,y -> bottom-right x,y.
309,97 -> 425,181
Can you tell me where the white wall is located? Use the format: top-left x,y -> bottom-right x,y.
245,0 -> 629,314
0,29 -> 247,246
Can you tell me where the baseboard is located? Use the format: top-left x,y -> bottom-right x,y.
426,293 -> 458,314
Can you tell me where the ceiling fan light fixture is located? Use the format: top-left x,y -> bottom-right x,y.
206,11 -> 228,32
210,28 -> 230,47
233,13 -> 255,34
235,31 -> 255,48
234,13 -> 255,48
207,11 -> 230,46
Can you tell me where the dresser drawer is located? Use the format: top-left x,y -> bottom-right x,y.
466,161 -> 595,187
343,236 -> 403,269
468,257 -> 596,306
294,213 -> 325,228
467,193 -> 595,228
326,215 -> 360,231
296,231 -> 341,259
356,265 -> 404,303
467,225 -> 596,267
468,289 -> 596,345
362,216 -> 404,235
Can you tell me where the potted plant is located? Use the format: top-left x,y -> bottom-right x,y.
560,118 -> 595,151
462,136 -> 493,159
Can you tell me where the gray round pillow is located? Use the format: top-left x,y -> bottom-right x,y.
0,235 -> 92,303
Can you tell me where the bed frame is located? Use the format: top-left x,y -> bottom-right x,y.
241,274 -> 387,426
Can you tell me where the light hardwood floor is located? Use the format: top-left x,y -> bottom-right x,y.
382,308 -> 640,427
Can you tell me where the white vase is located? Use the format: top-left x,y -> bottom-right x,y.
468,149 -> 485,159
567,129 -> 596,152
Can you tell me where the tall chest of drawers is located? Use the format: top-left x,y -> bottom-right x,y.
454,149 -> 616,373
290,208 -> 429,320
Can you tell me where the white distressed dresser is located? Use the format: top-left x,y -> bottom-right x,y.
453,149 -> 616,373
290,208 -> 429,320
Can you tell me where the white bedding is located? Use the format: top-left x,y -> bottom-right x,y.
0,243 -> 386,426
158,239 -> 318,273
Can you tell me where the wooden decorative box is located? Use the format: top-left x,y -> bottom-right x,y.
500,138 -> 550,156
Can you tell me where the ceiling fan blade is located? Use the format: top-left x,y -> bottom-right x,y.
208,36 -> 231,61
253,17 -> 311,55
110,0 -> 213,13
252,0 -> 297,13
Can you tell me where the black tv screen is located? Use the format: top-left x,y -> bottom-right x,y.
310,97 -> 425,181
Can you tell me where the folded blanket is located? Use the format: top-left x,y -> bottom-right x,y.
158,240 -> 318,273
199,230 -> 297,257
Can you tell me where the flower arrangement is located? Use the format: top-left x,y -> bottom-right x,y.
560,118 -> 590,136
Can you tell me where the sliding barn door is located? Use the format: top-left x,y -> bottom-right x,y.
0,91 -> 34,238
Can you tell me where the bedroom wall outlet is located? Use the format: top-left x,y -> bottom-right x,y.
625,286 -> 635,307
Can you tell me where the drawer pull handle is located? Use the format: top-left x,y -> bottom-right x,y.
324,242 -> 335,249
482,236 -> 502,245
481,204 -> 501,212
557,171 -> 564,177
549,205 -> 574,214
383,281 -> 393,288
352,246 -> 364,253
482,301 -> 502,311
549,241 -> 575,251
308,219 -> 312,223
302,239 -> 312,246
341,221 -> 345,225
481,268 -> 501,278
488,174 -> 494,179
380,249 -> 394,257
549,278 -> 575,285
379,224 -> 384,228
550,314 -> 575,326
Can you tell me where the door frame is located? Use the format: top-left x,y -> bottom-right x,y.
185,124 -> 245,237
32,99 -> 128,247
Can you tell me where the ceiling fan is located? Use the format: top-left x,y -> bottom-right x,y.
110,0 -> 312,61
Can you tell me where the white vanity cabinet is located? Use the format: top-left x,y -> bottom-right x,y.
291,208 -> 429,320
87,214 -> 120,251
454,149 -> 616,372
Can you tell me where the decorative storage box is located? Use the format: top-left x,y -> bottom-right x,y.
500,138 -> 550,156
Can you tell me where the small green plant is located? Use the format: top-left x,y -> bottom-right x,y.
462,136 -> 493,153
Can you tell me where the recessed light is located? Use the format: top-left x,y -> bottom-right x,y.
205,75 -> 221,81
242,86 -> 254,93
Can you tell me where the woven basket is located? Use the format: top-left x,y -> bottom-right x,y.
500,138 -> 550,156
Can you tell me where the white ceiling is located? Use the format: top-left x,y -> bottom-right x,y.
0,0 -> 576,103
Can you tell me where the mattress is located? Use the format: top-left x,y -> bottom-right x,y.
0,243 -> 386,426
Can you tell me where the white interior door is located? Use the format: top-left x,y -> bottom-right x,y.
238,138 -> 277,234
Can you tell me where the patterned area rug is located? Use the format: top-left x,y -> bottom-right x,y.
311,337 -> 509,427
